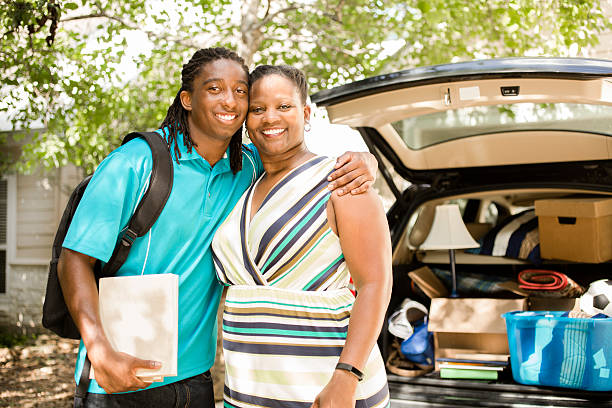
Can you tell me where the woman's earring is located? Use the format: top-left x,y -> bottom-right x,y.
304,121 -> 312,132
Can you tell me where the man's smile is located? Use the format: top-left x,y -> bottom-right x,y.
216,113 -> 238,122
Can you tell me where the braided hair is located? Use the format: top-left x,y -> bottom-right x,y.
249,65 -> 308,104
160,47 -> 249,174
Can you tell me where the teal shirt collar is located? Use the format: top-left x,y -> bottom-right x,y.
159,127 -> 231,171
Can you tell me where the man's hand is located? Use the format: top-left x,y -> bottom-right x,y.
58,248 -> 160,394
327,151 -> 378,196
88,341 -> 160,393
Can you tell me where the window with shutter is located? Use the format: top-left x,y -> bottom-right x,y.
0,178 -> 6,293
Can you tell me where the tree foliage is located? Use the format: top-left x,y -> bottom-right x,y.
1,0 -> 610,174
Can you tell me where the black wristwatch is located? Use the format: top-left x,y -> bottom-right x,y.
335,362 -> 364,381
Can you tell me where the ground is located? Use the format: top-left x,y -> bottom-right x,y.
0,333 -> 225,407
0,334 -> 77,407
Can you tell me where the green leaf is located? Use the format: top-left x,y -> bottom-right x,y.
2,0 -> 609,173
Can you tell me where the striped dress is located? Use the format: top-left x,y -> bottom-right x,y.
212,156 -> 390,408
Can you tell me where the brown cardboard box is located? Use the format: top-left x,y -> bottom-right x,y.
535,198 -> 612,262
428,297 -> 527,368
408,266 -> 449,299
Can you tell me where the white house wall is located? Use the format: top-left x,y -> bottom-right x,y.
16,171 -> 57,261
0,165 -> 81,333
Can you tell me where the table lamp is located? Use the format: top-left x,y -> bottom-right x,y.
419,204 -> 480,297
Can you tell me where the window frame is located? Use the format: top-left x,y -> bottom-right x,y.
391,102 -> 612,150
0,175 -> 16,297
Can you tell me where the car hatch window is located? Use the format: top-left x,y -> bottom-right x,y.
392,102 -> 612,150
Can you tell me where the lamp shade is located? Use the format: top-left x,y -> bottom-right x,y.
419,204 -> 480,250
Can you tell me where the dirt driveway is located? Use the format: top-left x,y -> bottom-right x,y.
0,334 -> 225,407
0,334 -> 77,407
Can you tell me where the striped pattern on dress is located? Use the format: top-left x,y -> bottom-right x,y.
214,156 -> 351,292
212,156 -> 390,408
222,287 -> 390,408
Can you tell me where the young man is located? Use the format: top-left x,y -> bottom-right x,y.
58,48 -> 377,407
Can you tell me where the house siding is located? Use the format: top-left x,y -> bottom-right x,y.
16,171 -> 57,261
0,147 -> 82,333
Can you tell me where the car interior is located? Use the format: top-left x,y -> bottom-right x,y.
383,188 -> 612,406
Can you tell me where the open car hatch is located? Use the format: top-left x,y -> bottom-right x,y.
311,58 -> 612,174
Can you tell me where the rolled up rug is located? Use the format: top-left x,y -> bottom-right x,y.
518,269 -> 583,298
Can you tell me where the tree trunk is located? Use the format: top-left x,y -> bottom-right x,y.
238,0 -> 264,66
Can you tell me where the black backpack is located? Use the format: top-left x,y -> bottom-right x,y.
42,132 -> 173,402
42,131 -> 173,338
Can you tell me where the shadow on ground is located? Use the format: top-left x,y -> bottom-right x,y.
0,334 -> 77,407
1,328 -> 225,407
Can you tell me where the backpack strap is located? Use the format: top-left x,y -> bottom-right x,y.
74,355 -> 92,405
100,131 -> 174,277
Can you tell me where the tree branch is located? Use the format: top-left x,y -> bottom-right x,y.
255,6 -> 299,29
60,12 -> 202,49
60,13 -> 107,23
263,0 -> 271,20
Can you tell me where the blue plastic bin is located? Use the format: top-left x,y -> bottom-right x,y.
503,311 -> 612,391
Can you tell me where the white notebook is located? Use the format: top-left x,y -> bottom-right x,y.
91,274 -> 179,382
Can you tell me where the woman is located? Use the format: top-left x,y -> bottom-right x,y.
212,65 -> 392,408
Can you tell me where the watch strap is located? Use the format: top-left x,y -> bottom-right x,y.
335,362 -> 364,381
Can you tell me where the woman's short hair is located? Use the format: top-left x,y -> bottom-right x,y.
249,65 -> 308,104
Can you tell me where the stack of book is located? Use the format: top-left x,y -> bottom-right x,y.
437,355 -> 508,380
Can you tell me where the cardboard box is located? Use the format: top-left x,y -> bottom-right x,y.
535,198 -> 612,262
428,297 -> 527,368
408,266 -> 449,299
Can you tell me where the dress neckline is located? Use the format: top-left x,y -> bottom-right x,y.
248,156 -> 327,223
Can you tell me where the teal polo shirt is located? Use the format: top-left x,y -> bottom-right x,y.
63,130 -> 263,393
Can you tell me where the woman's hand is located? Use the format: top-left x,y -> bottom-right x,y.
311,369 -> 358,408
328,151 -> 378,196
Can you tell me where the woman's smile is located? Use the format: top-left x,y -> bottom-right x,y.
261,127 -> 286,136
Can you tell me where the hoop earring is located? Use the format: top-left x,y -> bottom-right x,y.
304,121 -> 311,132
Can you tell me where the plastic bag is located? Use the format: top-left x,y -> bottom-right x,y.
400,319 -> 434,367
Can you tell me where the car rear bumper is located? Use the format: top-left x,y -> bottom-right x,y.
388,373 -> 612,407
